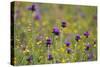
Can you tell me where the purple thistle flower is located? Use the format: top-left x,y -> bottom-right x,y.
61,21 -> 67,28
67,48 -> 72,54
52,27 -> 60,36
65,42 -> 71,47
34,13 -> 41,20
46,38 -> 52,47
26,55 -> 33,64
48,54 -> 53,60
85,44 -> 91,51
27,4 -> 36,12
75,34 -> 81,42
84,31 -> 90,38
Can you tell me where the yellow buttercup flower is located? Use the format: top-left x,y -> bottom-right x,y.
52,50 -> 57,54
26,49 -> 30,53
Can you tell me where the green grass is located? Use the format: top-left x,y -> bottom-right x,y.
13,1 -> 97,65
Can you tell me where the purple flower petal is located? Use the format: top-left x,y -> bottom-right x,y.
52,27 -> 60,36
84,31 -> 90,38
65,42 -> 71,47
48,54 -> 53,60
61,21 -> 67,28
46,38 -> 52,47
75,34 -> 81,42
27,4 -> 36,11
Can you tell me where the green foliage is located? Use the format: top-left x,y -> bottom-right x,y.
13,2 -> 97,65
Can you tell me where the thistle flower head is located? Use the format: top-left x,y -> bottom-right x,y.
67,48 -> 72,54
85,44 -> 91,51
75,34 -> 81,42
34,13 -> 41,20
52,27 -> 60,36
65,41 -> 71,47
27,4 -> 36,12
48,54 -> 53,60
46,38 -> 52,47
61,21 -> 67,28
84,31 -> 90,38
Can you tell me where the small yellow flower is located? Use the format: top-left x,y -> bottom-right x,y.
74,30 -> 77,33
23,49 -> 30,55
62,59 -> 66,63
63,28 -> 68,33
64,44 -> 66,47
60,47 -> 65,52
16,45 -> 19,48
39,56 -> 43,59
27,28 -> 32,32
12,57 -> 16,64
27,26 -> 32,32
29,23 -> 32,26
74,44 -> 77,47
55,36 -> 58,39
36,42 -> 39,45
14,60 -> 16,64
36,41 -> 42,45
78,39 -> 81,42
23,50 -> 25,53
43,22 -> 47,26
45,36 -> 49,40
35,22 -> 39,27
94,44 -> 96,48
16,39 -> 20,42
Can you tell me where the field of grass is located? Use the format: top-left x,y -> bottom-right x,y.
12,1 -> 97,65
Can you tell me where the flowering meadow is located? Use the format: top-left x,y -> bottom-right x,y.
11,1 -> 97,65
